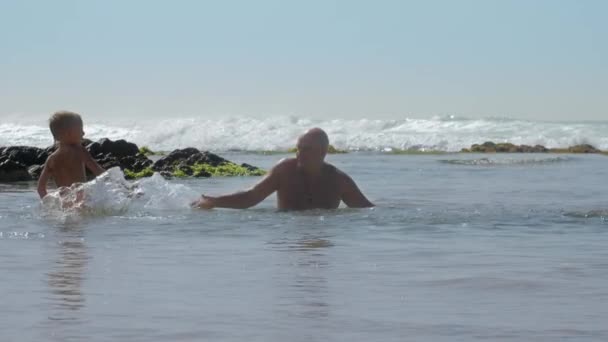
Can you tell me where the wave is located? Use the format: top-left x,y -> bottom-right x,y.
3,116 -> 608,152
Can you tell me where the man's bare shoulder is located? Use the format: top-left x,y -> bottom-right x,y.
331,165 -> 356,184
272,157 -> 298,173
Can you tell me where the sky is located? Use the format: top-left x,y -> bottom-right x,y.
0,0 -> 606,121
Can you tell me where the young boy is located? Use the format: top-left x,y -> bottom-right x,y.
37,111 -> 105,199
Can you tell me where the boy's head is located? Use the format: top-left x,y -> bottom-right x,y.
49,111 -> 84,143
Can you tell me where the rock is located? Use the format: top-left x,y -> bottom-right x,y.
0,140 -> 265,181
87,138 -> 139,158
495,143 -> 518,153
152,148 -> 228,171
470,142 -> 496,153
568,144 -> 600,153
0,159 -> 32,182
465,142 -> 550,153
176,163 -> 193,176
28,165 -> 44,179
240,163 -> 258,172
193,169 -> 212,178
96,154 -> 122,170
118,154 -> 153,172
160,171 -> 173,179
185,151 -> 227,167
1,146 -> 48,166
152,148 -> 201,171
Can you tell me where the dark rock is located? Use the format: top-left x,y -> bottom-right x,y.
465,142 -> 549,153
1,146 -> 48,166
131,154 -> 153,172
193,169 -> 212,178
96,154 -> 122,170
568,144 -> 600,153
28,165 -> 44,179
153,148 -> 201,171
241,163 -> 259,172
118,154 -> 153,172
495,143 -> 520,153
186,151 -> 227,167
0,140 -> 264,181
0,159 -> 32,182
86,141 -> 103,157
176,163 -> 193,176
160,171 -> 173,179
88,138 -> 139,158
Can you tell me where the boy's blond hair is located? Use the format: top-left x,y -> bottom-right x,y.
49,111 -> 83,141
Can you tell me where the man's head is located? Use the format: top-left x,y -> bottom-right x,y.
49,111 -> 84,144
296,128 -> 329,172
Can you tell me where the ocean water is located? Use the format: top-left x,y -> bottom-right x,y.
1,151 -> 608,342
2,116 -> 608,152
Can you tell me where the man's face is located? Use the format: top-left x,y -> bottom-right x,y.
296,136 -> 326,170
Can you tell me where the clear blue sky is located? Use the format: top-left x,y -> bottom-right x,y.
1,0 -> 606,121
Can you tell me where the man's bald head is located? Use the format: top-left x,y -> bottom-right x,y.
296,128 -> 330,172
299,127 -> 329,149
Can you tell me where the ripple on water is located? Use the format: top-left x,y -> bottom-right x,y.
0,231 -> 46,240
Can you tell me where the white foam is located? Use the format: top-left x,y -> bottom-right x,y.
41,167 -> 200,218
5,116 -> 608,152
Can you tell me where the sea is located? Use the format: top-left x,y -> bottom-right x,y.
1,116 -> 608,341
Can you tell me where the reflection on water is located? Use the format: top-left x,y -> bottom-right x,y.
269,233 -> 333,330
45,224 -> 89,332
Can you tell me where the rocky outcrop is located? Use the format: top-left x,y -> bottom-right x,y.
462,142 -> 548,153
544,145 -> 601,154
0,158 -> 32,182
0,139 -> 265,182
86,139 -> 152,176
152,148 -> 265,178
461,142 -> 605,154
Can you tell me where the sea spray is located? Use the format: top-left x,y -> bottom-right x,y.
41,167 -> 200,218
4,116 -> 608,152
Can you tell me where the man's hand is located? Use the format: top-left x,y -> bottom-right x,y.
191,195 -> 216,209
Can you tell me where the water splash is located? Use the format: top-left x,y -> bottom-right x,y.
40,167 -> 200,218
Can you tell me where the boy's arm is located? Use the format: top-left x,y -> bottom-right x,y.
37,159 -> 53,199
81,146 -> 105,176
193,163 -> 281,209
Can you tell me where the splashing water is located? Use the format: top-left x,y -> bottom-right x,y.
40,167 -> 200,218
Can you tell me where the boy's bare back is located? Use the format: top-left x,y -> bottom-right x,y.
45,145 -> 90,187
37,111 -> 105,199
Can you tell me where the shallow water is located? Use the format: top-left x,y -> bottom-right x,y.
1,153 -> 608,341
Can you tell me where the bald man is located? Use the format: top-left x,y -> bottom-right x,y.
192,128 -> 374,210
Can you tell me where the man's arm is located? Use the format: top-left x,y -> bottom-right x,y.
339,171 -> 374,208
193,162 -> 281,209
37,159 -> 53,199
81,146 -> 105,176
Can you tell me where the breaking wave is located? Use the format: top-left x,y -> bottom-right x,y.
3,116 -> 608,152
